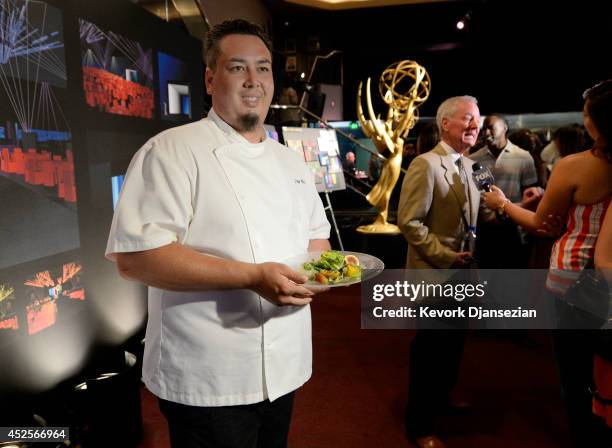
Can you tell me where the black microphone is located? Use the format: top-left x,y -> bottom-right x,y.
471,162 -> 495,192
471,162 -> 506,220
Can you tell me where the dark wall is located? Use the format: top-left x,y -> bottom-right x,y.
269,0 -> 611,117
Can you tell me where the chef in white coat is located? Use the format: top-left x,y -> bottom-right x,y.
106,19 -> 331,448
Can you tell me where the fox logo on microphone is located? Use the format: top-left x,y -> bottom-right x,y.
471,162 -> 495,192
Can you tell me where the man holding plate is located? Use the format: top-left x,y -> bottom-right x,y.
106,19 -> 330,448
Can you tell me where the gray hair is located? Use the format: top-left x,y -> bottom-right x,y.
436,95 -> 478,133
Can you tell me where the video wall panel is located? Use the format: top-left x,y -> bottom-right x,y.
158,52 -> 191,121
0,0 -> 204,395
0,0 -> 67,88
80,19 -> 155,118
264,124 -> 279,142
111,174 -> 125,209
0,283 -> 18,331
282,126 -> 346,192
0,1 -> 78,271
24,261 -> 84,335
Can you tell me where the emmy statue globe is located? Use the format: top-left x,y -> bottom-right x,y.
356,60 -> 430,234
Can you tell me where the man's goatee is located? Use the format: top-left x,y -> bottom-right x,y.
239,114 -> 260,131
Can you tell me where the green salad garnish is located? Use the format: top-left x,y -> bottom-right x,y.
302,251 -> 361,285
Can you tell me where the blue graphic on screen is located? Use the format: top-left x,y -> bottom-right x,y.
181,94 -> 191,116
15,127 -> 71,142
0,0 -> 67,88
158,52 -> 191,120
264,124 -> 279,142
111,175 -> 125,209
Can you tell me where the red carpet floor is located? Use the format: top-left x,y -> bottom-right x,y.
138,284 -> 570,447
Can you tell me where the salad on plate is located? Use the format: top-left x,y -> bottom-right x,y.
302,250 -> 362,285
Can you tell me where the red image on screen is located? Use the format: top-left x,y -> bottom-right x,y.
0,2 -> 79,271
1,139 -> 76,204
0,124 -> 79,270
0,284 -> 18,330
26,298 -> 57,335
80,19 -> 154,119
24,262 -> 85,335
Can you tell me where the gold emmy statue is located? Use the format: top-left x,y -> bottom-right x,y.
356,60 -> 431,234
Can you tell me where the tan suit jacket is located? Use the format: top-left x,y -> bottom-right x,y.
398,143 -> 480,269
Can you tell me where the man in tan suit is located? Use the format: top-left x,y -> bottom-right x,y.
398,96 -> 481,448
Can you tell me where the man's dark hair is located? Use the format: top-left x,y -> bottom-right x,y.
583,79 -> 612,161
555,125 -> 586,157
205,19 -> 272,70
484,113 -> 509,136
416,122 -> 440,155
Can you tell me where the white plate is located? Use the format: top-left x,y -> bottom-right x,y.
282,250 -> 385,287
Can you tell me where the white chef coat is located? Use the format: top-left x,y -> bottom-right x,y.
106,108 -> 330,406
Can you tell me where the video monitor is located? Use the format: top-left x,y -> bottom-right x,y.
281,127 -> 346,192
0,1 -> 67,88
111,174 -> 125,210
0,0 -> 79,276
158,52 -> 192,121
0,117 -> 79,270
167,82 -> 191,116
264,124 -> 279,142
319,84 -> 343,121
0,284 -> 18,331
327,121 -> 375,174
80,19 -> 154,119
127,69 -> 140,83
23,261 -> 85,335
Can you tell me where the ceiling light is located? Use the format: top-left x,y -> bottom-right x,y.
456,11 -> 471,31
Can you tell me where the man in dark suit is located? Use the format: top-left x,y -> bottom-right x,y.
398,95 -> 481,448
